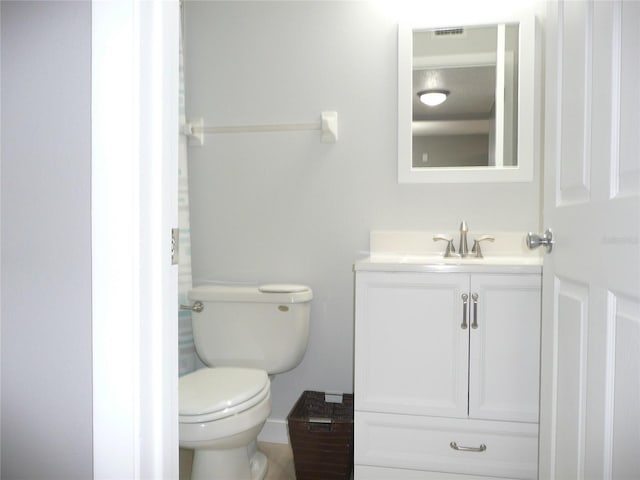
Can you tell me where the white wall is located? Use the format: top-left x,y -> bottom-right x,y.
183,1 -> 541,431
1,2 -> 93,477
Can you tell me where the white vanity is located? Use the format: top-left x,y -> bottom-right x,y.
353,231 -> 542,479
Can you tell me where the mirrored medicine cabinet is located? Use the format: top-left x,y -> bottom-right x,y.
398,13 -> 536,183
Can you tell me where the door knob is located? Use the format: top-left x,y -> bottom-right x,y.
526,229 -> 554,253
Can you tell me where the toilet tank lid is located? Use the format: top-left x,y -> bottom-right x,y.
190,284 -> 313,303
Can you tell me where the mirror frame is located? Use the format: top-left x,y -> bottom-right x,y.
398,13 -> 536,183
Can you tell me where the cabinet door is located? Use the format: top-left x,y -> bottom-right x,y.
468,274 -> 541,422
355,272 -> 469,418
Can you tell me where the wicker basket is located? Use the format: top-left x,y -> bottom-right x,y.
287,391 -> 354,480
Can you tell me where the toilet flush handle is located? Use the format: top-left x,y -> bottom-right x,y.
180,301 -> 204,313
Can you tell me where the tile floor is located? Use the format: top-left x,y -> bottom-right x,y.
179,442 -> 296,480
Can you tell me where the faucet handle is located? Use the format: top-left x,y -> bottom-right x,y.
433,235 -> 456,257
471,235 -> 495,258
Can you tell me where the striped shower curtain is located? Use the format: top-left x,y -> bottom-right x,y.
178,29 -> 198,376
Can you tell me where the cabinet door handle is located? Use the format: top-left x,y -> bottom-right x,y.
450,441 -> 487,452
471,293 -> 479,329
461,293 -> 469,329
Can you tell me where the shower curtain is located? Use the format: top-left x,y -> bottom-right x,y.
178,26 -> 197,376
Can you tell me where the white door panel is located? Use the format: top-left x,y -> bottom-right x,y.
607,293 -> 640,479
540,1 -> 640,479
558,0 -> 591,206
617,3 -> 640,195
552,279 -> 589,479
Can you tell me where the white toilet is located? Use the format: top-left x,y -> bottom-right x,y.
179,283 -> 313,480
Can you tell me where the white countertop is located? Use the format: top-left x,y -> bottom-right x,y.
355,230 -> 543,274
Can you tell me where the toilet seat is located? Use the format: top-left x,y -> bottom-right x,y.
179,367 -> 270,424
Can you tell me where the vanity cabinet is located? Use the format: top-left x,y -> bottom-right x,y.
354,269 -> 541,479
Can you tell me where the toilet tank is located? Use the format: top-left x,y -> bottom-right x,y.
189,284 -> 312,374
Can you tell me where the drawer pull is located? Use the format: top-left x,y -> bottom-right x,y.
450,441 -> 487,453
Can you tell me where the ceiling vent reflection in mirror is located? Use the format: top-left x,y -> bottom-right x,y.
433,27 -> 465,37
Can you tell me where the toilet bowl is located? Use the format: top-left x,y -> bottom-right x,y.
179,367 -> 272,480
179,283 -> 312,480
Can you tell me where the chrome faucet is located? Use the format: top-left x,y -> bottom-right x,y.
459,221 -> 469,257
434,221 -> 496,259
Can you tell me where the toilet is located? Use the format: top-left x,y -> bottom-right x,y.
179,283 -> 313,480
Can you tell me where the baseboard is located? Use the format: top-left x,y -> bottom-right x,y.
258,418 -> 290,444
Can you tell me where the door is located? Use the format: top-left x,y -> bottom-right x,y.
539,1 -> 640,479
354,272 -> 469,418
468,274 -> 541,423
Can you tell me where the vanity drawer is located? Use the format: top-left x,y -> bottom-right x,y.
355,412 -> 538,479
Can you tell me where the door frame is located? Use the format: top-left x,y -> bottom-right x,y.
91,1 -> 179,478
